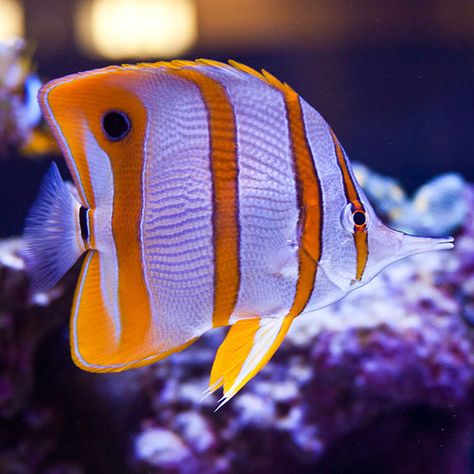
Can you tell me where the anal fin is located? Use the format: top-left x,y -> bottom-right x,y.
208,316 -> 294,408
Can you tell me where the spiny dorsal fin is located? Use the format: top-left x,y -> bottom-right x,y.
122,59 -> 293,94
228,59 -> 294,92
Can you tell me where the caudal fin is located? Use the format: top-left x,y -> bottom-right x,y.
23,162 -> 85,291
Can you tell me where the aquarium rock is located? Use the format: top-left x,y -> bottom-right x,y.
0,38 -> 42,155
1,172 -> 473,474
353,163 -> 468,236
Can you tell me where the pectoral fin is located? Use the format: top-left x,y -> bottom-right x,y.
207,316 -> 294,408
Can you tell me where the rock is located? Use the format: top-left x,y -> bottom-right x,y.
1,174 -> 473,473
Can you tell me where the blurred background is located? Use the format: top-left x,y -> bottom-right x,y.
0,0 -> 473,237
0,2 -> 474,474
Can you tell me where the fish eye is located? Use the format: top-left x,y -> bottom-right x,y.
102,111 -> 131,141
341,203 -> 368,233
352,210 -> 366,226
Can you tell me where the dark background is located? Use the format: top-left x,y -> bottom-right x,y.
0,0 -> 473,237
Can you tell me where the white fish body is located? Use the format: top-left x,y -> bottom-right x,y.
23,60 -> 454,406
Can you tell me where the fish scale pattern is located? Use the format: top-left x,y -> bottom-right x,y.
209,71 -> 300,320
142,75 -> 215,348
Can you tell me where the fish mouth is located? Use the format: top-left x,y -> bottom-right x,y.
432,236 -> 455,251
398,234 -> 455,257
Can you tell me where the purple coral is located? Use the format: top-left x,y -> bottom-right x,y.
0,178 -> 473,473
125,185 -> 474,473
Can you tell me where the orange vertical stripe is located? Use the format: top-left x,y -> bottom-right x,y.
75,78 -> 155,358
41,83 -> 97,209
330,129 -> 360,203
171,68 -> 240,328
283,90 -> 323,319
330,129 -> 369,281
103,90 -> 155,355
353,231 -> 369,281
42,70 -> 158,364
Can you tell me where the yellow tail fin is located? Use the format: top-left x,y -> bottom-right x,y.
207,316 -> 294,409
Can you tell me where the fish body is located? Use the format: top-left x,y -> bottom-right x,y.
23,60 -> 453,405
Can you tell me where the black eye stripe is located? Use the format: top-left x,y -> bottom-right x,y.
102,111 -> 131,141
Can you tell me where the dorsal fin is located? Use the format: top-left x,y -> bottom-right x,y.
121,59 -> 294,94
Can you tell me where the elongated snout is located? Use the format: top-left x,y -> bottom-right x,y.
361,220 -> 455,286
397,233 -> 454,258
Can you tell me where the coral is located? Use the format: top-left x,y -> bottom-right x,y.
126,182 -> 474,474
353,163 -> 468,236
0,173 -> 473,473
0,238 -> 82,473
0,38 -> 42,156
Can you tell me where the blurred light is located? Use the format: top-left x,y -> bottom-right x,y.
0,0 -> 24,41
76,0 -> 197,59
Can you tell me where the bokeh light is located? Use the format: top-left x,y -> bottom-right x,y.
0,0 -> 24,41
75,0 -> 197,59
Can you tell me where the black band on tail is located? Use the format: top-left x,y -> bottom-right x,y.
79,206 -> 89,242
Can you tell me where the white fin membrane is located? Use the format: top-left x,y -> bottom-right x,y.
23,162 -> 85,291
